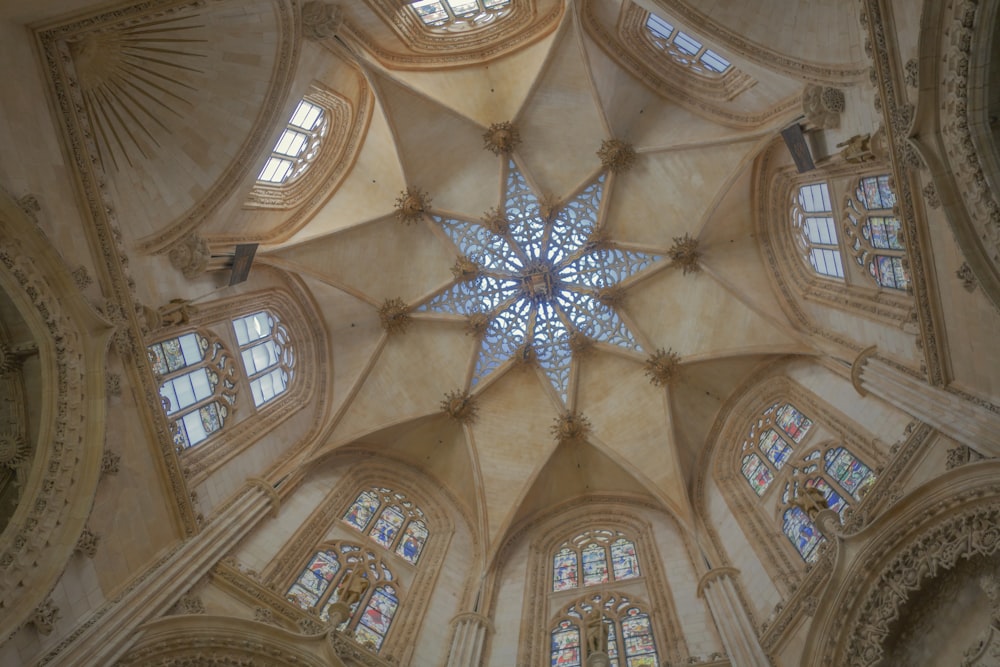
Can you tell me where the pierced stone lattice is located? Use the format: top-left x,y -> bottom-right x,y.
418,161 -> 658,401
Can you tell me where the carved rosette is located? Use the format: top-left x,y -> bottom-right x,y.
101,449 -> 121,475
394,187 -> 431,225
597,139 -> 637,173
301,0 -> 343,40
0,431 -> 29,469
551,410 -> 591,443
168,233 -> 210,279
483,121 -> 521,156
378,297 -> 412,334
802,84 -> 845,129
74,527 -> 100,558
173,594 -> 206,615
668,233 -> 702,274
31,598 -> 59,636
441,389 -> 478,424
957,263 -> 978,292
464,312 -> 490,337
644,348 -> 681,387
481,207 -> 509,235
451,255 -> 480,282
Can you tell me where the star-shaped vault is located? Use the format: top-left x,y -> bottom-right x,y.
418,159 -> 660,403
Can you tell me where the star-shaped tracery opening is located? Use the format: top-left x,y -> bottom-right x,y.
418,160 -> 660,403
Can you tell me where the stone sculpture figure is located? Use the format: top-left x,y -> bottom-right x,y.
585,607 -> 609,656
337,569 -> 371,609
796,485 -> 829,520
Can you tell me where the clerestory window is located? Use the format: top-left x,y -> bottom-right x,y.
551,530 -> 641,593
257,99 -> 327,185
147,331 -> 237,449
232,311 -> 294,407
342,487 -> 430,565
408,0 -> 511,30
645,12 -> 732,75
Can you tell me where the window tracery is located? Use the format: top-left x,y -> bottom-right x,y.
342,487 -> 429,565
232,311 -> 294,407
284,541 -> 400,651
550,592 -> 659,667
147,331 -> 237,449
644,12 -> 731,75
552,530 -> 641,592
844,174 -> 908,291
257,99 -> 327,185
408,0 -> 511,30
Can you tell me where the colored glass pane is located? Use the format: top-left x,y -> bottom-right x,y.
551,621 -> 582,667
395,520 -> 428,564
775,404 -> 813,443
370,506 -> 405,548
758,429 -> 792,469
741,453 -> 772,495
864,216 -> 904,250
582,544 -> 609,586
783,506 -> 823,561
358,585 -> 398,640
425,161 -> 659,401
553,547 -> 579,592
344,490 -> 380,531
610,538 -> 640,581
621,609 -> 657,665
859,175 -> 896,210
870,255 -> 908,290
825,448 -> 876,499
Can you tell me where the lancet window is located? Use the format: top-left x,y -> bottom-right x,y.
792,182 -> 844,279
552,530 -> 640,592
844,174 -> 908,290
147,331 -> 237,449
285,541 -> 400,651
232,311 -> 294,407
550,592 -> 659,667
257,99 -> 327,185
342,487 -> 429,565
408,0 -> 511,30
740,402 -> 813,497
779,445 -> 877,562
645,12 -> 732,75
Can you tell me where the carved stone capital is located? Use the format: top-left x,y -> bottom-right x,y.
301,1 -> 343,40
75,527 -> 100,558
168,233 -> 210,279
30,598 -> 59,636
802,84 -> 845,129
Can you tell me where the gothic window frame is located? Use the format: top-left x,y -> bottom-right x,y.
284,540 -> 403,652
147,330 -> 238,451
643,11 -> 732,76
407,0 -> 513,31
551,529 -> 642,594
791,181 -> 845,281
843,174 -> 909,291
232,310 -> 295,408
548,591 -> 661,667
760,155 -> 914,330
246,85 -> 355,210
341,486 -> 430,566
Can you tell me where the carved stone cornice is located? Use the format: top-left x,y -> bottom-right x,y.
850,345 -> 878,396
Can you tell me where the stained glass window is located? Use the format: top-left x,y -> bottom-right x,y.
779,444 -> 877,561
286,542 -> 399,652
408,0 -> 511,30
147,331 -> 237,449
554,593 -> 660,667
342,487 -> 429,565
739,402 -> 810,496
551,531 -> 641,592
419,160 -> 660,402
645,11 -> 732,75
792,182 -> 844,280
258,99 -> 327,184
845,174 -> 909,291
232,311 -> 294,407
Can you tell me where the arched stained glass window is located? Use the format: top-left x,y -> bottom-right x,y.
232,311 -> 294,407
409,0 -> 511,30
779,444 -> 877,561
645,11 -> 732,75
551,593 -> 660,667
147,331 -> 237,449
342,487 -> 429,565
845,174 -> 909,290
739,402 -> 813,495
285,542 -> 399,652
792,182 -> 845,280
258,99 -> 327,184
551,530 -> 641,592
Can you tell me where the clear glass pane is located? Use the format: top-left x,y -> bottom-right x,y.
673,31 -> 702,55
645,14 -> 675,40
798,183 -> 831,212
274,129 -> 308,158
700,49 -> 730,72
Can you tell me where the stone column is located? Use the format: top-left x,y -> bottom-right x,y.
851,348 -> 1000,456
44,480 -> 280,667
445,612 -> 492,667
697,568 -> 769,667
